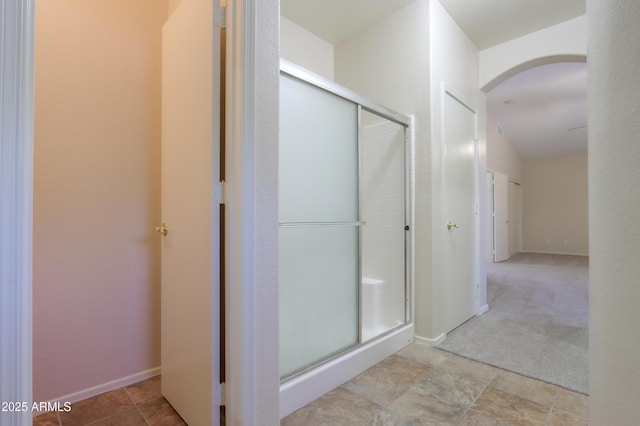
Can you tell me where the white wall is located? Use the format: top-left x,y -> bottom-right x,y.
429,0 -> 486,336
479,15 -> 586,90
333,0 -> 431,337
280,16 -> 334,80
522,154 -> 588,256
588,2 -> 640,423
486,108 -> 523,182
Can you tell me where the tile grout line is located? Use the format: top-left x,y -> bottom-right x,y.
454,370 -> 498,426
552,407 -> 589,422
123,383 -> 153,426
134,403 -> 152,426
544,386 -> 560,426
80,388 -> 138,426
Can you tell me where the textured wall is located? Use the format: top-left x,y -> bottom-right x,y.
34,0 -> 167,402
588,1 -> 640,423
486,108 -> 524,182
280,17 -> 334,80
479,15 -> 586,90
428,0 -> 485,336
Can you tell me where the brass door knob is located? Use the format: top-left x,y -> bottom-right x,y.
447,222 -> 459,230
155,223 -> 168,236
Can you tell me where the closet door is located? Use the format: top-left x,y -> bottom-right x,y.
160,0 -> 221,423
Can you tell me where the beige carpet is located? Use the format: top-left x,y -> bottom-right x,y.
437,253 -> 589,395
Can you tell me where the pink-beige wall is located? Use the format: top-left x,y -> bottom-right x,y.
522,153 -> 589,255
34,0 -> 168,402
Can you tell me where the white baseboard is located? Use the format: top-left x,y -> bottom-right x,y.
34,367 -> 161,416
477,304 -> 489,316
522,250 -> 589,257
414,332 -> 447,346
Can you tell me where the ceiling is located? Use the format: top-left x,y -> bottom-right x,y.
280,0 -> 415,45
439,0 -> 585,50
486,62 -> 587,160
281,0 -> 585,49
281,0 -> 587,160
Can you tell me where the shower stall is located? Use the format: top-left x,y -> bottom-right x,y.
279,60 -> 414,415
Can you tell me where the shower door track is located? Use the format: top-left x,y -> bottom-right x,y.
281,60 -> 411,127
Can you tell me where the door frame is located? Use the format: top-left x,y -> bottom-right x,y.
223,0 -> 279,423
0,1 -> 34,425
508,178 -> 523,255
492,171 -> 510,262
2,0 -> 280,424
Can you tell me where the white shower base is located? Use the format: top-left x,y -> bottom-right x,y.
280,323 -> 414,418
361,277 -> 403,342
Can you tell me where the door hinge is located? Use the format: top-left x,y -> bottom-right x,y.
213,180 -> 225,204
214,382 -> 225,407
214,5 -> 226,28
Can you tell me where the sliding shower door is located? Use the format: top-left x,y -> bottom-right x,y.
360,110 -> 408,342
279,62 -> 412,383
279,74 -> 360,379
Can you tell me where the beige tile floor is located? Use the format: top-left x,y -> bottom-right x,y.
33,344 -> 589,425
282,344 -> 589,425
32,376 -> 186,426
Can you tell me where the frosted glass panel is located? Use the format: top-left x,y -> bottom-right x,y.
279,226 -> 359,378
360,110 -> 407,342
279,74 -> 358,223
278,67 -> 409,382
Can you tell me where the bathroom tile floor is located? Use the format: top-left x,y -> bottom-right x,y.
282,344 -> 589,425
33,344 -> 589,425
32,376 -> 186,426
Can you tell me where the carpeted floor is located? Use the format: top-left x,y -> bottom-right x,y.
437,252 -> 589,395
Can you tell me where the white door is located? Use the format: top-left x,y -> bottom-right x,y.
493,172 -> 509,262
160,1 -> 221,424
442,91 -> 477,333
508,180 -> 522,256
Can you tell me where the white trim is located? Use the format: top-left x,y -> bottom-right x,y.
280,325 -> 414,418
476,304 -> 489,316
414,333 -> 447,346
32,368 -> 161,416
0,1 -> 34,425
522,250 -> 589,257
225,0 -> 279,423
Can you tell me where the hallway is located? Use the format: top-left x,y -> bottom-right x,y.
438,253 -> 589,394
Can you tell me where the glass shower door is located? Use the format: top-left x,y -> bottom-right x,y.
279,74 -> 359,379
360,110 -> 407,342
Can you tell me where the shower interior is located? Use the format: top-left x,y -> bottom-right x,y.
279,60 -> 413,385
